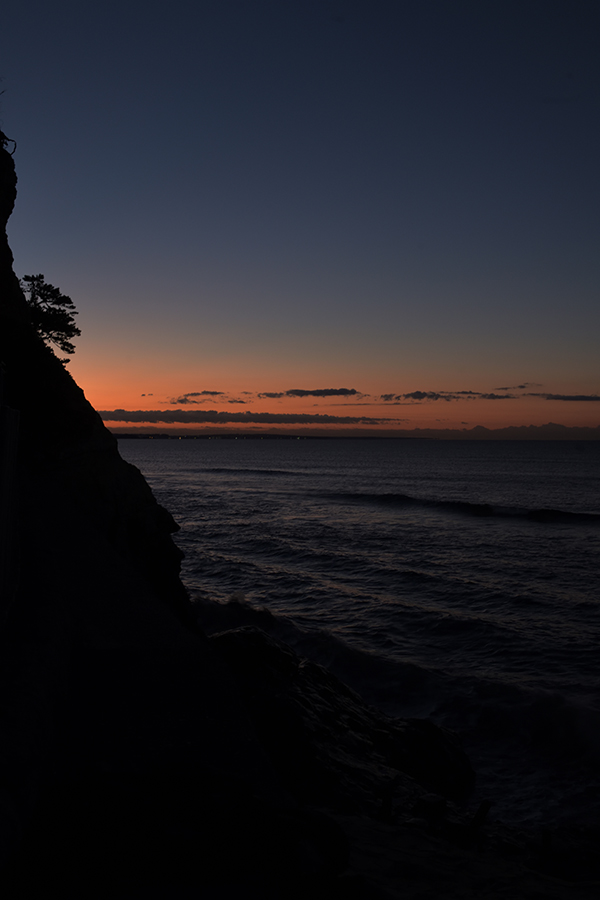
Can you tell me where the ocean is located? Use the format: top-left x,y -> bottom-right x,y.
118,437 -> 600,828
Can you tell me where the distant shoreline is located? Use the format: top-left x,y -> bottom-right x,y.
113,431 -> 600,441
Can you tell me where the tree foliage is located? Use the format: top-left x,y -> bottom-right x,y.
20,274 -> 81,359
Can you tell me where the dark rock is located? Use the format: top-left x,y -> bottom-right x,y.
3,767 -> 349,897
0,142 -> 186,617
210,626 -> 474,811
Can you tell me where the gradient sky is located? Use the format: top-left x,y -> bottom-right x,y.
2,1 -> 599,435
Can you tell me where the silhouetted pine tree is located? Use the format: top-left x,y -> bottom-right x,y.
20,274 -> 81,361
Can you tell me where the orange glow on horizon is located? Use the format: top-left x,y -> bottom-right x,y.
69,355 -> 600,437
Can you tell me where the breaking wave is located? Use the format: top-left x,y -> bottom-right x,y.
326,491 -> 600,524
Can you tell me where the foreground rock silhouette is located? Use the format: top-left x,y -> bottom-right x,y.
1,135 -> 599,897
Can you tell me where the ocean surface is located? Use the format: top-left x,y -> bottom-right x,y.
118,437 -> 600,827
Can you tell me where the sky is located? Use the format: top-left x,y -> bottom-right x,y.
1,0 -> 599,436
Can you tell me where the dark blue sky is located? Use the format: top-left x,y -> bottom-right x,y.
2,1 -> 599,432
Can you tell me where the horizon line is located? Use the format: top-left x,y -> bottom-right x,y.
105,422 -> 600,441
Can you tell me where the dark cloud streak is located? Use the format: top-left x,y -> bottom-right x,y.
287,388 -> 359,397
169,390 -> 226,405
526,393 -> 600,402
495,383 -> 540,391
99,409 -> 397,425
480,393 -> 517,400
258,388 -> 359,399
380,390 -> 516,402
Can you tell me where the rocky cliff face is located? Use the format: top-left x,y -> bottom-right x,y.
0,136 -> 188,621
0,136 -> 274,881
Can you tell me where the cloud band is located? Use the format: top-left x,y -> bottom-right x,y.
99,409 -> 396,425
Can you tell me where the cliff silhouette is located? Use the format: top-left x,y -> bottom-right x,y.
1,136 -> 598,898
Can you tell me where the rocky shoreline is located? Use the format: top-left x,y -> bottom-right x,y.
1,137 -> 599,897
